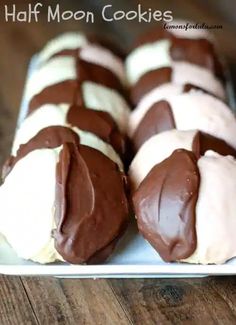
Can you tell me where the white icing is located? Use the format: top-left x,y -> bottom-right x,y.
184,151 -> 236,264
0,149 -> 62,263
129,130 -> 196,189
169,92 -> 236,149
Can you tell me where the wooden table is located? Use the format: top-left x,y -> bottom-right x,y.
0,1 -> 236,324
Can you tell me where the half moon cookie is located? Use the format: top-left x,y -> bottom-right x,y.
126,23 -> 224,104
132,147 -> 236,264
0,126 -> 129,264
129,91 -> 236,150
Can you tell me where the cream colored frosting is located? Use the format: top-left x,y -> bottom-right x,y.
0,148 -> 63,263
80,44 -> 126,85
184,151 -> 236,264
169,92 -> 236,150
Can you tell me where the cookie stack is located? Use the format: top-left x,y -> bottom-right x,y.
0,32 -> 130,264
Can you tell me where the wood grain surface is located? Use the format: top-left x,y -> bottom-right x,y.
0,0 -> 236,324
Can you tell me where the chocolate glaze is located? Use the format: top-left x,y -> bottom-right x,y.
131,68 -> 172,105
54,142 -> 129,264
192,131 -> 236,159
133,27 -> 224,81
67,105 -> 126,158
133,149 -> 199,262
133,100 -> 175,150
29,80 -> 78,114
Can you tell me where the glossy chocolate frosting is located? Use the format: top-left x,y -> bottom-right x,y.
54,142 -> 129,264
3,126 -> 129,264
67,105 -> 126,158
192,131 -> 236,159
131,68 -> 172,105
133,100 -> 175,150
170,37 -> 223,81
132,100 -> 236,152
29,80 -> 78,114
133,149 -> 200,262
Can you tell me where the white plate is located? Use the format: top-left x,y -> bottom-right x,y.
1,56 -> 236,278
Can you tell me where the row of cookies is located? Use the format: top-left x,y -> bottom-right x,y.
0,33 -> 131,264
127,24 -> 236,264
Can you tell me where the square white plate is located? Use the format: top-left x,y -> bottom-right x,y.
1,56 -> 236,278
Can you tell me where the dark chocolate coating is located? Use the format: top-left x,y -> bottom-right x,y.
131,68 -> 172,105
133,100 -> 175,150
192,131 -> 236,159
133,149 -> 199,262
67,105 -> 126,158
29,80 -> 78,114
54,142 -> 129,264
